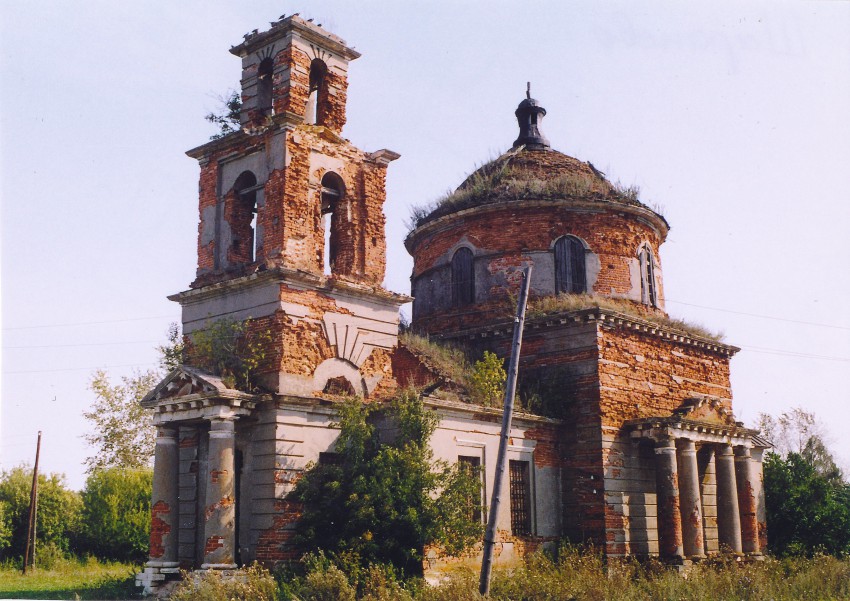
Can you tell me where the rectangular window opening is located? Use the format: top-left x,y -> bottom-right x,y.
509,459 -> 531,536
458,455 -> 483,524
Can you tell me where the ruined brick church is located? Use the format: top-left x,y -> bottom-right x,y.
137,15 -> 767,592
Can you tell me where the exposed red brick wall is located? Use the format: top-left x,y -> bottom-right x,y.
149,501 -> 171,559
410,203 -> 665,334
390,346 -> 440,390
191,119 -> 388,289
597,326 -> 732,428
255,499 -> 303,564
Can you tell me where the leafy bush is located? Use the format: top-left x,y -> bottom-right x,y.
77,468 -> 152,562
0,501 -> 11,555
291,392 -> 483,577
205,90 -> 242,140
188,317 -> 272,391
466,351 -> 506,407
170,563 -> 277,601
0,466 -> 82,560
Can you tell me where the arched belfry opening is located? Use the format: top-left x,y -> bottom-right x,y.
232,171 -> 260,264
256,57 -> 274,115
306,59 -> 328,125
321,171 -> 345,275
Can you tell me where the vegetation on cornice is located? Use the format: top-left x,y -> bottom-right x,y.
399,333 -> 506,406
407,152 -> 650,232
399,331 -> 472,386
527,293 -> 725,342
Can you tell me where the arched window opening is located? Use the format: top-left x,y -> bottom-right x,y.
639,243 -> 657,307
451,247 -> 475,307
306,59 -> 328,125
554,235 -> 587,294
323,375 -> 357,397
321,172 -> 345,275
232,171 -> 260,264
256,57 -> 274,115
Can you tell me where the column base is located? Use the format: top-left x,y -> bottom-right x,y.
135,564 -> 182,596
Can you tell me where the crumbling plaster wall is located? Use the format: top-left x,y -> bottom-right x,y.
410,204 -> 665,333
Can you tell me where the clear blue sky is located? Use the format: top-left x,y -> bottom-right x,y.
2,1 -> 849,490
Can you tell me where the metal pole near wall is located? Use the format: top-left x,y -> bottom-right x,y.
22,431 -> 42,575
479,266 -> 532,596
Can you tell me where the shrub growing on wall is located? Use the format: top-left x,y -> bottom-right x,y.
188,317 -> 272,391
291,391 -> 483,577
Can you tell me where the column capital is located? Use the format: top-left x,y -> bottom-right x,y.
209,417 -> 236,438
676,438 -> 697,454
734,445 -> 753,460
716,443 -> 735,457
654,436 -> 677,453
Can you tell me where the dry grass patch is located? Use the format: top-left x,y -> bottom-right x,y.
528,293 -> 724,342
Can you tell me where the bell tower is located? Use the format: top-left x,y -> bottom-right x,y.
231,15 -> 359,132
176,14 -> 405,396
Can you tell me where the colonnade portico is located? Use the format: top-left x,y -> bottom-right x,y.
136,368 -> 258,591
629,415 -> 767,563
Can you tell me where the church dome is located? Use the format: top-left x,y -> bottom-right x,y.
413,146 -> 647,227
410,89 -> 663,230
406,89 -> 671,336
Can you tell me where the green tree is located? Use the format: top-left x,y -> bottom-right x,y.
77,468 -> 152,562
83,322 -> 183,472
0,466 -> 82,560
83,369 -> 159,473
763,452 -> 850,557
757,407 -> 842,480
291,391 -> 483,577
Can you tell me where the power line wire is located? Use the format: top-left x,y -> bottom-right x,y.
666,299 -> 850,331
740,345 -> 850,363
2,315 -> 176,332
2,362 -> 158,375
4,340 -> 160,350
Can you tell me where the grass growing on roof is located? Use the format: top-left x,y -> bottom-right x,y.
408,151 -> 653,231
528,293 -> 724,342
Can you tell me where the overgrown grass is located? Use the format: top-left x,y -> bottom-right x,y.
399,333 -> 507,407
417,548 -> 850,600
528,293 -> 725,342
0,556 -> 141,599
399,332 -> 473,389
264,546 -> 850,600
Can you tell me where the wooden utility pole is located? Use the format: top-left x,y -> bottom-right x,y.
479,266 -> 532,595
22,431 -> 42,575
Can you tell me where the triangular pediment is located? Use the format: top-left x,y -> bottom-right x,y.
671,396 -> 738,427
141,366 -> 231,407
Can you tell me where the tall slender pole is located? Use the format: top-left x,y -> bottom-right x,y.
22,431 -> 42,575
480,266 -> 532,596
